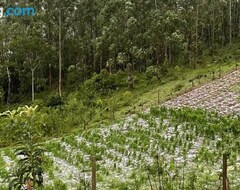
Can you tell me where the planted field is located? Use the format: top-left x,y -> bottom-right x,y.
165,69 -> 240,115
1,107 -> 240,189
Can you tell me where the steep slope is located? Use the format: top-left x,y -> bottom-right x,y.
1,66 -> 240,189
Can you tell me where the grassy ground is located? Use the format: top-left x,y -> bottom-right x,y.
1,45 -> 239,137
0,61 -> 237,151
87,61 -> 238,130
0,62 -> 238,140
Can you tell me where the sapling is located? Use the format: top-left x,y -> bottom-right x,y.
218,67 -> 222,78
108,97 -> 118,119
210,70 -> 215,80
127,63 -> 134,89
189,79 -> 194,87
195,74 -> 203,84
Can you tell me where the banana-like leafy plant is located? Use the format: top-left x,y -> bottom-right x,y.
3,106 -> 45,189
14,138 -> 45,189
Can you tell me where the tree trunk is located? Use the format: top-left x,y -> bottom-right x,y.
46,0 -> 52,91
49,63 -> 52,90
31,68 -> 35,101
229,0 -> 232,46
168,46 -> 172,65
222,10 -> 225,46
154,0 -> 158,9
6,67 -> 10,105
58,8 -> 62,97
127,63 -> 134,89
109,63 -> 112,74
156,47 -> 161,79
26,178 -> 32,190
195,1 -> 199,55
212,5 -> 215,44
148,174 -> 153,190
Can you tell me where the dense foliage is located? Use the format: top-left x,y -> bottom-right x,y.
0,0 -> 240,103
0,106 -> 45,189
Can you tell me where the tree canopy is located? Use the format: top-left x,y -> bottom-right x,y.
0,0 -> 239,103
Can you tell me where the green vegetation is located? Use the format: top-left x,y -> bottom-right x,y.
0,106 -> 45,189
1,0 -> 240,106
1,107 -> 240,189
0,60 -> 237,148
0,0 -> 240,189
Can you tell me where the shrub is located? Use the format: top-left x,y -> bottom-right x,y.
47,95 -> 64,107
32,99 -> 45,107
108,97 -> 118,119
123,91 -> 133,100
174,65 -> 181,74
174,83 -> 184,92
114,70 -> 127,87
145,66 -> 158,81
84,70 -> 115,96
151,76 -> 158,83
84,69 -> 126,96
53,180 -> 67,190
122,91 -> 133,106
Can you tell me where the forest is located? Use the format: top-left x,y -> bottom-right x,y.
0,0 -> 240,103
0,0 -> 240,189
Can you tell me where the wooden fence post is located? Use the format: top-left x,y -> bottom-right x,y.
223,154 -> 228,190
91,156 -> 96,190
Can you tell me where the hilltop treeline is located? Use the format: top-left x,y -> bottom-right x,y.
0,0 -> 240,103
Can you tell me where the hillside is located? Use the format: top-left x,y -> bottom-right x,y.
0,63 -> 240,189
165,69 -> 240,115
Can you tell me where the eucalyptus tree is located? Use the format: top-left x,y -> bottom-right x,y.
229,0 -> 232,46
9,33 -> 48,101
43,0 -> 78,96
0,50 -> 13,105
0,23 -> 15,105
0,0 -> 240,103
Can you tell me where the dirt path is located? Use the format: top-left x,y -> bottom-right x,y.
164,69 -> 240,115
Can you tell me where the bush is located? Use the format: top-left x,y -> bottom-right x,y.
53,180 -> 67,190
0,105 -> 44,147
123,91 -> 133,99
151,76 -> 158,83
146,66 -> 158,80
174,83 -> 184,92
0,87 -> 3,110
115,70 -> 127,87
47,95 -> 64,107
32,98 -> 45,107
84,69 -> 126,96
122,91 -> 133,106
